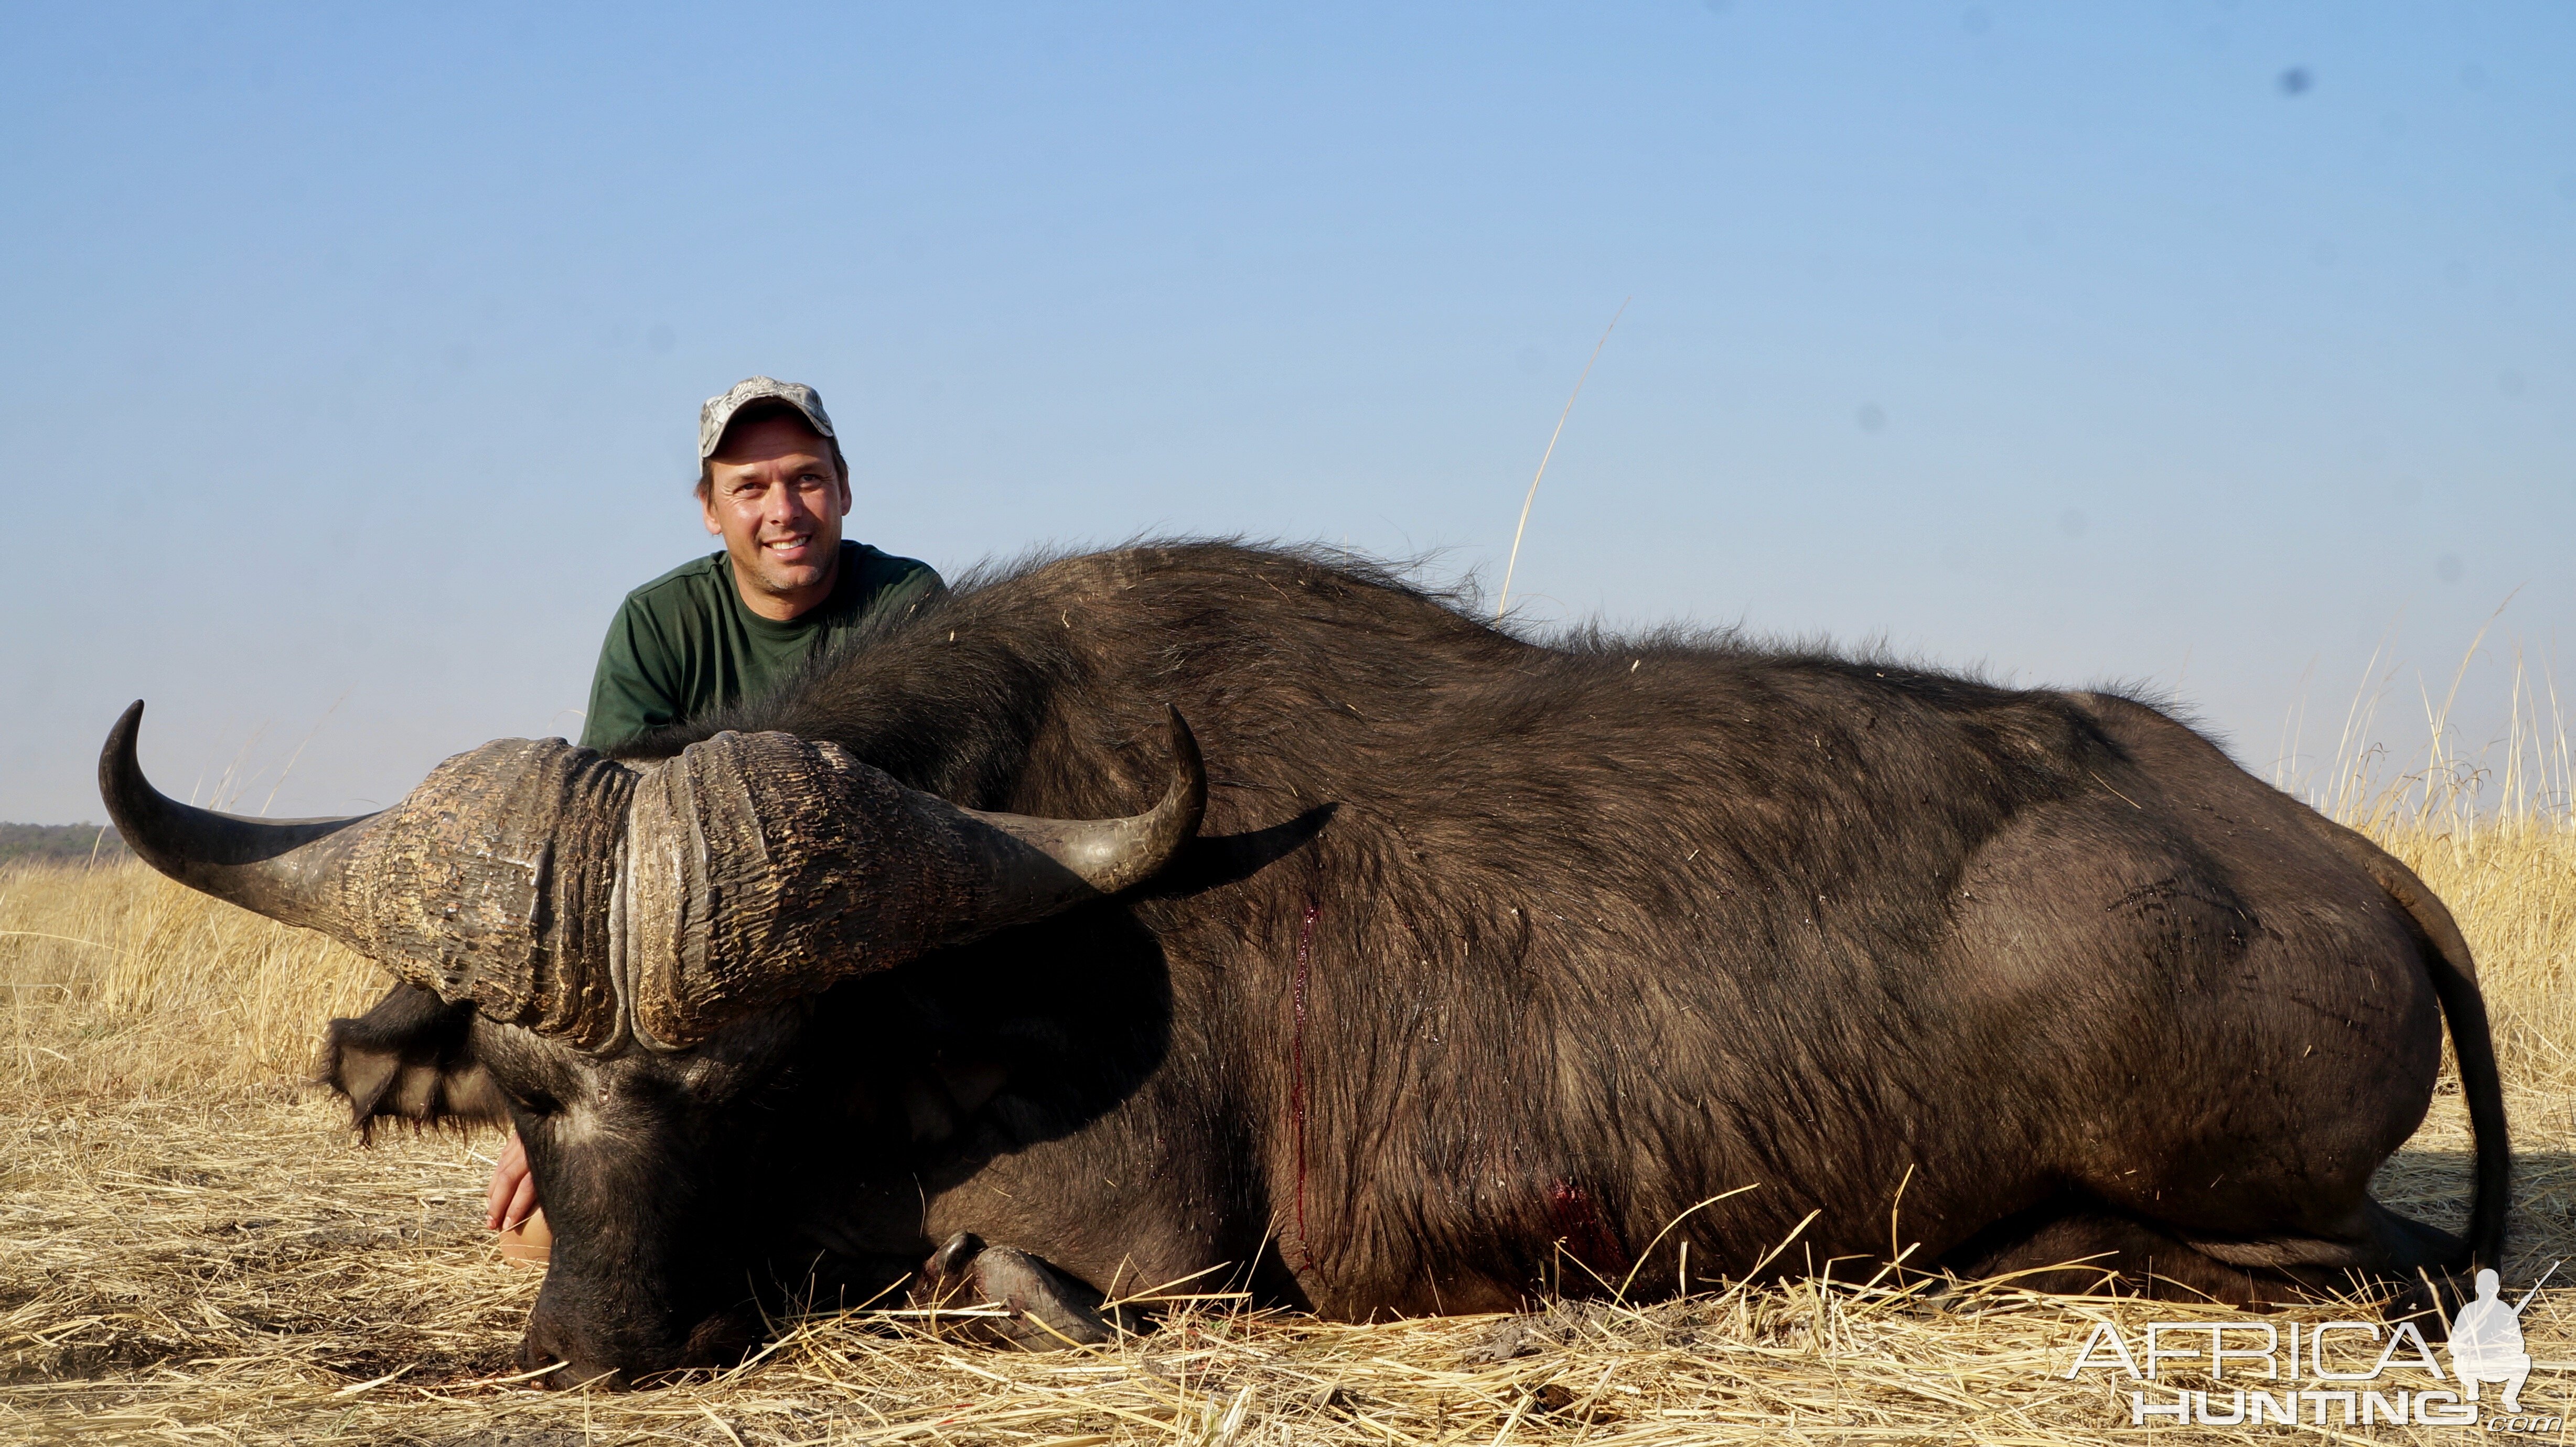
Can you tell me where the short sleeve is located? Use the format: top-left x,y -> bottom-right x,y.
870,562 -> 947,622
580,598 -> 685,752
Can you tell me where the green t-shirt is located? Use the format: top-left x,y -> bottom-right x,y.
579,542 -> 942,751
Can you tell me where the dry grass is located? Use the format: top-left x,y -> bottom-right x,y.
3,807 -> 2571,1443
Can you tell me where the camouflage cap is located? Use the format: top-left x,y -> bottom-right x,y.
698,376 -> 838,460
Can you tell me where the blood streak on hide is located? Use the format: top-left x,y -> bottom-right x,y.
1286,898 -> 1321,1277
1548,1179 -> 1633,1282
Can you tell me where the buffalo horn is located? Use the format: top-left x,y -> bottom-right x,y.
962,704 -> 1209,908
98,700 -> 379,940
103,701 -> 639,1045
619,706 -> 1206,1048
103,699 -> 1207,1053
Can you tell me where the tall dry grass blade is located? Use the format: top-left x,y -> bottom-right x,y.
256,688 -> 349,818
1495,297 -> 1629,621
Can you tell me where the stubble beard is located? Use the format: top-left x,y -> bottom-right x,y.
739,537 -> 838,607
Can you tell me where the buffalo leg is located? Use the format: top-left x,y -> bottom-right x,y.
1942,1208 -> 2288,1305
1944,1204 -> 2465,1317
908,1232 -> 1128,1349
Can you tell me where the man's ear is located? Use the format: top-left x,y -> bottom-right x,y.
317,983 -> 510,1137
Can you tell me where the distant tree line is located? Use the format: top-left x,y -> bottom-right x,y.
0,823 -> 131,866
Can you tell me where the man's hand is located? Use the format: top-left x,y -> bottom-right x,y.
487,1130 -> 540,1232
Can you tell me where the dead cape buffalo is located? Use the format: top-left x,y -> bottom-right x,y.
104,541 -> 2505,1388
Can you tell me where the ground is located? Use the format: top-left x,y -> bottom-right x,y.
3,818 -> 2569,1445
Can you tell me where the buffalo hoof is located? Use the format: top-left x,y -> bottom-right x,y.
909,1231 -> 1124,1350
2378,1271 -> 2463,1343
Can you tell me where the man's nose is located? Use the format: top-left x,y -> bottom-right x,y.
766,482 -> 812,525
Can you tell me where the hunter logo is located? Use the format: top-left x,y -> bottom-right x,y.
2063,1265 -> 2560,1432
2452,1268 -> 2539,1412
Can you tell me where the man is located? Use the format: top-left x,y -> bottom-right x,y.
486,376 -> 941,1255
582,375 -> 943,751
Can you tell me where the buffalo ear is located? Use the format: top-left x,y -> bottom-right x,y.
318,983 -> 510,1137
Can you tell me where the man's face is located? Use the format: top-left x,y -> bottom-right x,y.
700,414 -> 853,618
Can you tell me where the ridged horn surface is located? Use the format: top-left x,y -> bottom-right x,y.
620,707 -> 1207,1049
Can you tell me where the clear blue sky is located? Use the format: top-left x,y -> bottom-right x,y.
4,3 -> 2569,823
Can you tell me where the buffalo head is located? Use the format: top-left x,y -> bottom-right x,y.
100,701 -> 1203,1386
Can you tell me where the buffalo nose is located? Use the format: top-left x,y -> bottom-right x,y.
517,1324 -> 631,1392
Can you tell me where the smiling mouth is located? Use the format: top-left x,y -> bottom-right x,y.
763,536 -> 813,557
